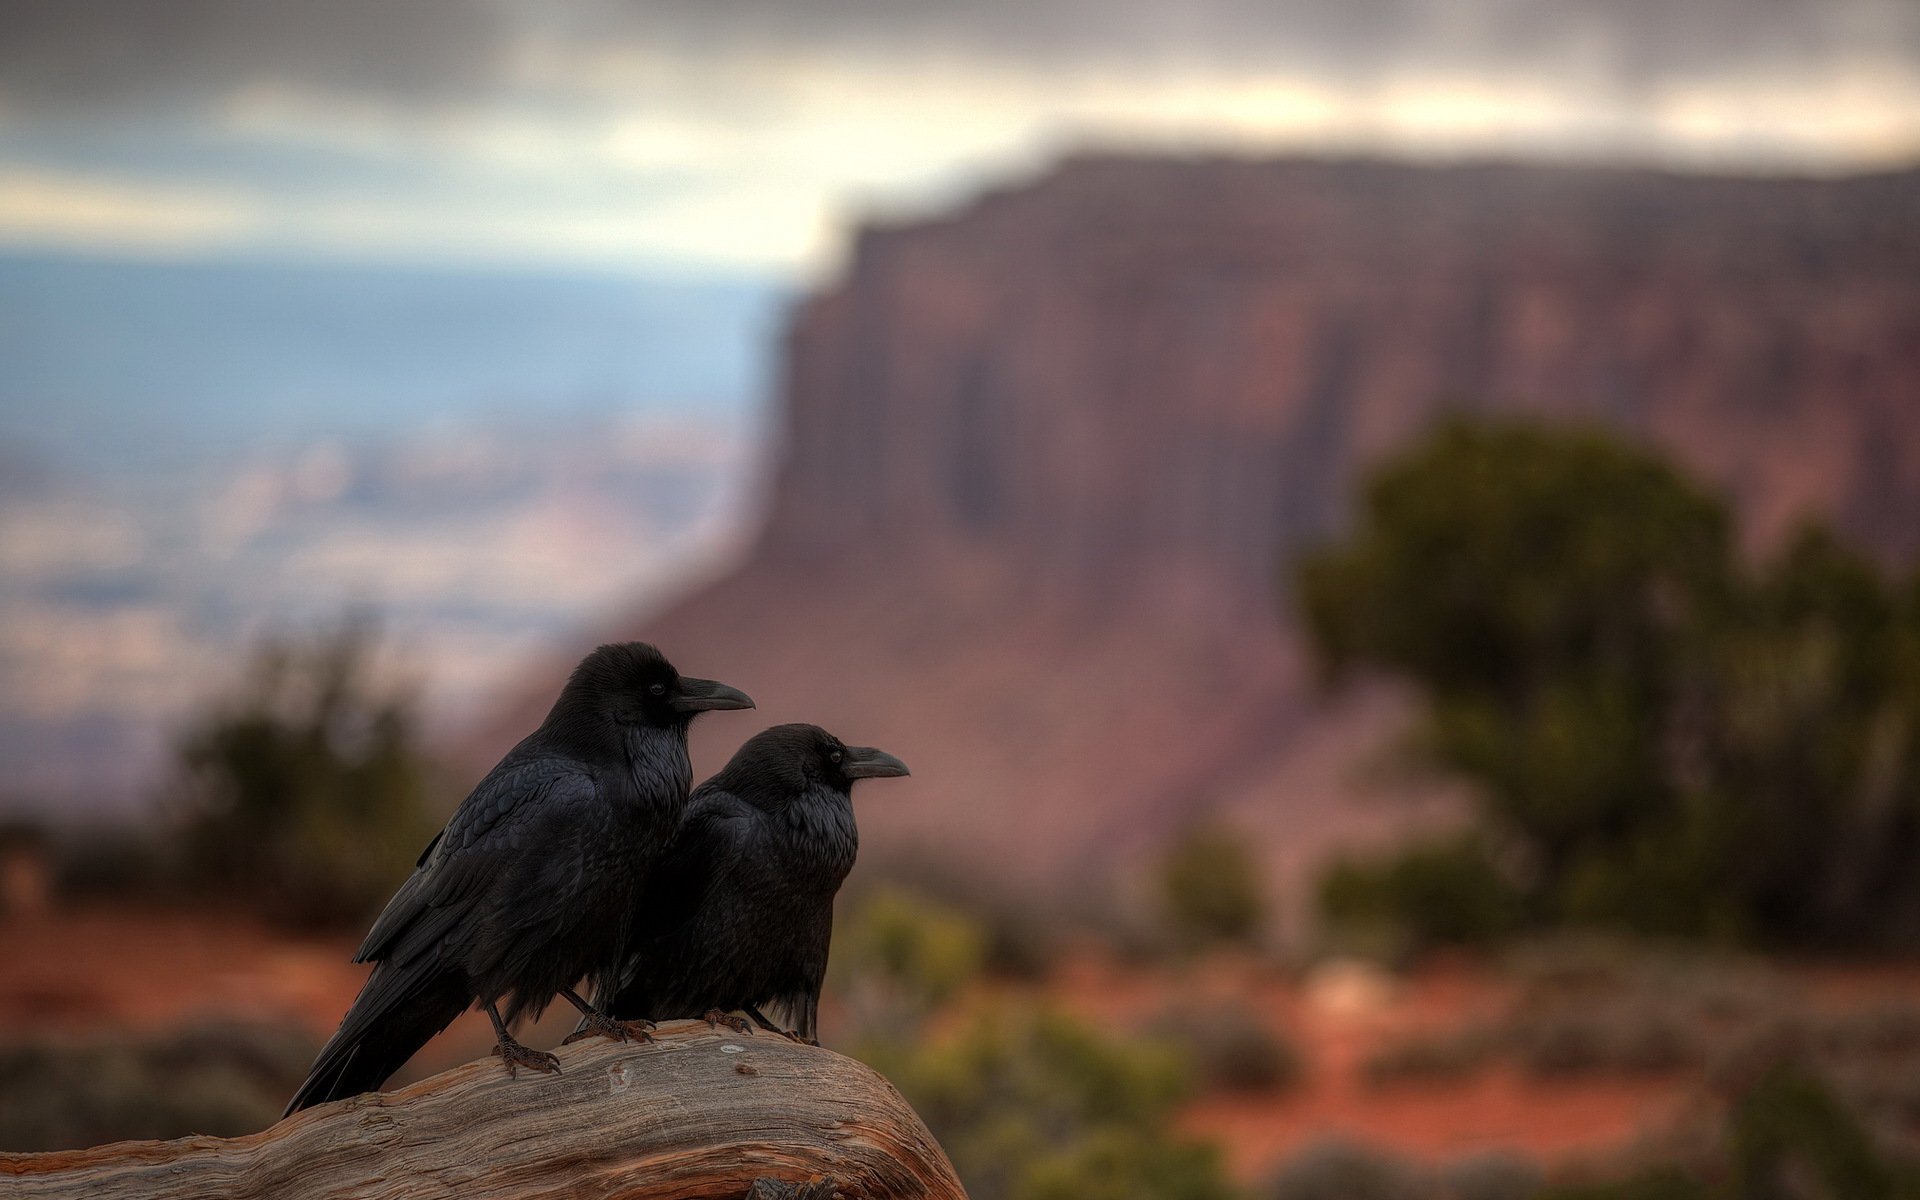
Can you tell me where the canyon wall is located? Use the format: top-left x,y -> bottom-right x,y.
489,156 -> 1920,909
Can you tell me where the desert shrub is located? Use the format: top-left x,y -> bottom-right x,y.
833,887 -> 989,1012
883,860 -> 1067,983
851,862 -> 1063,980
1434,1151 -> 1543,1200
1320,834 -> 1525,952
1757,1003 -> 1920,1166
1525,1063 -> 1920,1200
1361,1028 -> 1496,1087
1017,1129 -> 1237,1200
970,899 -> 1061,981
1508,998 -> 1699,1077
168,619 -> 441,929
1533,1171 -> 1707,1200
1160,824 -> 1267,950
1263,1138 -> 1422,1200
1504,938 -> 1779,1018
861,1004 -> 1233,1200
1814,1000 -> 1920,1059
0,1020 -> 312,1151
1264,1142 -> 1548,1200
1365,946 -> 1805,1088
48,825 -> 173,901
1722,1063 -> 1920,1200
1151,1001 -> 1305,1093
1500,946 -> 1770,1079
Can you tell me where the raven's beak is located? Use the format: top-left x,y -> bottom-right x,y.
672,677 -> 756,713
842,746 -> 910,780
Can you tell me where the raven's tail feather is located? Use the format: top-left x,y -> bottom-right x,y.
283,961 -> 469,1117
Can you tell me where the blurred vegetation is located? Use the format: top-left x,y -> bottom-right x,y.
1262,1141 -> 1540,1200
1540,1063 -> 1920,1199
47,824 -> 175,901
1263,1137 -> 1423,1200
1320,833 -> 1525,951
0,1020 -> 312,1151
1268,1060 -> 1920,1199
1360,1024 -> 1496,1087
833,886 -> 988,1026
833,886 -> 1236,1200
1298,418 -> 1920,952
1159,824 -> 1268,951
1149,998 -> 1305,1094
167,618 -> 441,929
1363,941 -> 1920,1102
862,1004 -> 1234,1200
847,858 -> 1066,980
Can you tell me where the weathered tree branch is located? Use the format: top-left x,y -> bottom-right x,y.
0,1021 -> 967,1200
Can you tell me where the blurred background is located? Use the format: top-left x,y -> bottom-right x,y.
4,2 -> 1920,1197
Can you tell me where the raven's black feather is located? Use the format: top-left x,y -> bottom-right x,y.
284,642 -> 750,1115
595,723 -> 906,1044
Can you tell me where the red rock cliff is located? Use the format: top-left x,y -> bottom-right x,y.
489,156 -> 1920,907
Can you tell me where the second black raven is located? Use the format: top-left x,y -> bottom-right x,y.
283,642 -> 753,1115
590,723 -> 909,1044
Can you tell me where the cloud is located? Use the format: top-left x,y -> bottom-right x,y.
0,0 -> 510,116
3,0 -> 1913,116
0,0 -> 1914,272
0,167 -> 262,255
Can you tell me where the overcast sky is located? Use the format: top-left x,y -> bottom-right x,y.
2,0 -> 1915,275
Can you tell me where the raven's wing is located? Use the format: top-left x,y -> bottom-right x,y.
355,757 -> 598,968
643,787 -> 759,931
598,786 -> 762,1012
773,897 -> 835,1043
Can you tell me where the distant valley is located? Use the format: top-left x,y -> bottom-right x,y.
0,254 -> 785,811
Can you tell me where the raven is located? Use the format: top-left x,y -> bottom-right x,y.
589,723 -> 909,1044
283,642 -> 753,1115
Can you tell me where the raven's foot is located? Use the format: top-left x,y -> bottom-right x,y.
492,1038 -> 562,1078
560,1011 -> 654,1045
703,1009 -> 753,1035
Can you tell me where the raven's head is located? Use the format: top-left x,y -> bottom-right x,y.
561,642 -> 754,730
723,723 -> 910,798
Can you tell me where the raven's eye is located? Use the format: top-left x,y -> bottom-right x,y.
648,683 -> 667,697
829,750 -> 843,764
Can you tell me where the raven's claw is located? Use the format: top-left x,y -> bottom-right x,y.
493,1039 -> 562,1077
703,1009 -> 753,1035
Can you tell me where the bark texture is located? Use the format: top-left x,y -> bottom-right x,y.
0,1021 -> 967,1200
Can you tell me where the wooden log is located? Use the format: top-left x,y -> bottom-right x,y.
0,1020 -> 968,1200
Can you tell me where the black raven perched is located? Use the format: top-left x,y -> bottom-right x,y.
283,642 -> 753,1115
589,723 -> 909,1044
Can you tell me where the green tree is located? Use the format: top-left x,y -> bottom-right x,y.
1686,528 -> 1920,947
1298,418 -> 1920,949
1319,833 -> 1524,950
169,618 -> 440,929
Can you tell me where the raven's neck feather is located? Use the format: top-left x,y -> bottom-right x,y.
781,784 -> 860,885
622,723 -> 693,806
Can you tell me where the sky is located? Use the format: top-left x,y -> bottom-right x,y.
1,0 -> 1916,278
1,0 -> 1916,811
